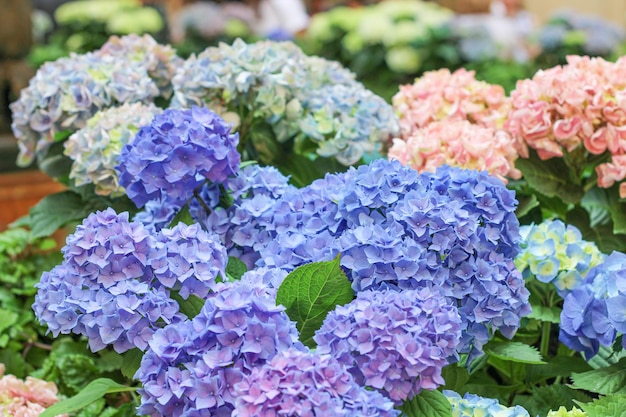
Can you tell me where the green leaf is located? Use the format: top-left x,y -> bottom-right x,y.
441,364 -> 470,392
514,384 -> 592,417
515,152 -> 584,205
484,341 -> 546,364
400,389 -> 452,417
168,205 -> 194,227
279,153 -> 348,188
527,304 -> 561,324
515,194 -> 540,219
566,206 -> 626,253
25,191 -> 87,239
170,292 -> 206,319
38,141 -> 73,180
588,344 -> 626,369
39,378 -> 136,417
120,348 -> 143,380
525,355 -> 592,384
225,256 -> 247,281
571,357 -> 626,395
577,394 -> 626,417
276,256 -> 354,347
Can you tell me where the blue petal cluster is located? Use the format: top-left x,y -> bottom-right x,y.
116,106 -> 240,208
314,288 -> 462,402
202,159 -> 530,359
232,348 -> 399,417
560,251 -> 626,358
444,391 -> 530,417
516,220 -> 604,297
135,279 -> 301,416
32,208 -> 182,352
151,222 -> 227,299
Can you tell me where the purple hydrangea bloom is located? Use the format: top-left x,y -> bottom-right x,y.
314,288 -> 461,402
32,208 -> 183,352
559,251 -> 626,358
135,279 -> 301,416
232,348 -> 399,417
117,106 -> 240,208
150,222 -> 228,299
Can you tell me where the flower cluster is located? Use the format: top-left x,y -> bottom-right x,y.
505,55 -> 626,196
135,279 -> 301,416
170,39 -> 398,164
0,364 -> 65,417
444,391 -> 530,417
32,208 -> 183,353
515,220 -> 605,296
560,251 -> 626,359
10,36 -> 167,167
388,120 -> 521,183
201,159 -> 530,360
232,348 -> 399,416
393,68 -> 512,135
64,102 -> 162,196
314,288 -> 462,402
547,406 -> 587,417
116,106 -> 240,208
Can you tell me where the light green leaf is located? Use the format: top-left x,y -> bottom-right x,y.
225,256 -> 247,281
400,389 -> 452,417
39,378 -> 136,417
276,256 -> 354,347
576,394 -> 626,417
484,341 -> 546,364
588,344 -> 626,369
168,205 -> 194,227
571,357 -> 626,395
527,304 -> 561,324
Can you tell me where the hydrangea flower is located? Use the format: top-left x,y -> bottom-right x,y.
515,220 -> 605,296
444,391 -> 530,417
32,208 -> 183,353
393,68 -> 512,137
232,348 -> 399,416
559,251 -> 626,358
505,55 -> 626,197
64,102 -> 162,196
116,106 -> 240,208
171,39 -> 398,165
547,406 -> 588,417
10,51 -> 159,167
388,120 -> 521,183
314,288 -> 462,402
0,364 -> 66,417
135,279 -> 301,416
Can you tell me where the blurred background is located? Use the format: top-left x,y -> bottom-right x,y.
1,0 -> 626,230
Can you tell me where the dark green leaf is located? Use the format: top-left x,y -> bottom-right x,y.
39,378 -> 135,417
515,152 -> 584,204
571,357 -> 626,395
441,364 -> 470,392
276,256 -> 354,347
515,194 -> 540,219
168,205 -> 194,227
225,256 -> 247,281
170,292 -> 206,319
121,348 -> 143,380
484,341 -> 546,364
400,389 -> 452,417
525,355 -> 592,384
26,191 -> 88,239
514,384 -> 591,417
577,394 -> 626,417
38,141 -> 73,180
566,206 -> 626,253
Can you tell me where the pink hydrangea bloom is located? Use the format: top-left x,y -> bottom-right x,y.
392,68 -> 511,138
388,120 -> 521,183
506,55 -> 626,196
0,364 -> 65,417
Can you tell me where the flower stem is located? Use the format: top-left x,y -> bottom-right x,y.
540,321 -> 551,358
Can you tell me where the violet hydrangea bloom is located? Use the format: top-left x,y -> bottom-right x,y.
444,391 -> 530,417
64,102 -> 162,196
116,106 -> 240,208
232,348 -> 399,417
32,208 -> 183,353
560,251 -> 626,358
135,279 -> 301,416
315,288 -> 462,403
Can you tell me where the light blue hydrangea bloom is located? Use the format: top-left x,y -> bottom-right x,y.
444,391 -> 530,417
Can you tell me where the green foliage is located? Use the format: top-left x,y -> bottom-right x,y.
571,357 -> 626,395
400,389 -> 452,417
576,394 -> 626,417
514,385 -> 591,417
276,256 -> 354,347
225,256 -> 248,281
484,341 -> 546,365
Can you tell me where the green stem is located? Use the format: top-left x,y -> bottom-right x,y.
540,321 -> 551,358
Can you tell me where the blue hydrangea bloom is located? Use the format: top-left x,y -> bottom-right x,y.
314,288 -> 462,403
559,251 -> 626,358
32,208 -> 183,353
444,391 -> 530,417
135,279 -> 301,416
232,348 -> 399,417
117,106 -> 240,208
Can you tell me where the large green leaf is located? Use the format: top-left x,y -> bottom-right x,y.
527,304 -> 561,324
39,378 -> 136,417
441,365 -> 470,393
170,292 -> 206,319
400,389 -> 452,417
566,206 -> 626,253
514,384 -> 591,417
225,256 -> 248,281
484,341 -> 546,364
571,357 -> 626,395
25,191 -> 89,239
276,256 -> 354,347
577,394 -> 626,417
120,348 -> 143,380
515,151 -> 584,205
279,153 -> 348,188
525,355 -> 591,385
